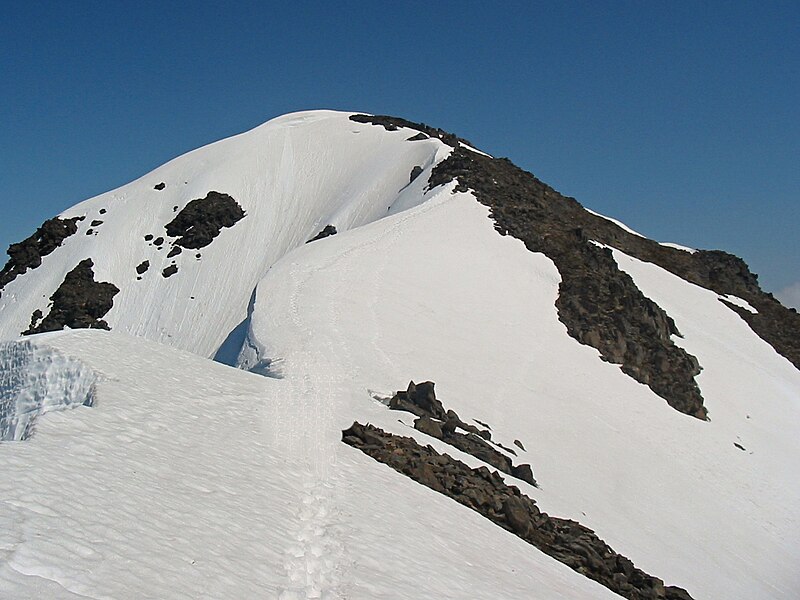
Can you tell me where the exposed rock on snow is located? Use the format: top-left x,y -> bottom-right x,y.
428,148 -> 707,419
388,381 -> 536,486
23,259 -> 119,335
349,113 -> 473,148
306,225 -> 337,243
342,422 -> 693,600
0,216 -> 85,296
165,191 -> 245,249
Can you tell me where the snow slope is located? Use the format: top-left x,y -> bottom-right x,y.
0,111 -> 451,357
0,330 -> 617,599
242,187 -> 800,599
1,110 -> 798,599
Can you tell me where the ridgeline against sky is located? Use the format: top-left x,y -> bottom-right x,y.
2,2 -> 798,300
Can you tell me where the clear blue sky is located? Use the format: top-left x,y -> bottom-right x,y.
2,1 -> 798,296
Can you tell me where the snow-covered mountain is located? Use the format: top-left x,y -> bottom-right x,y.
1,110 -> 798,599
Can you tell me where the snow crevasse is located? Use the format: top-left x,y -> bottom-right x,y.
0,339 -> 96,441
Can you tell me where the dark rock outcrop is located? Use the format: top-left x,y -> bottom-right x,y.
350,114 -> 474,148
135,261 -> 150,275
167,246 -> 182,258
165,191 -> 245,249
0,216 -> 84,296
429,148 -> 707,419
162,265 -> 178,278
154,182 -> 166,190
23,259 -> 119,334
343,422 -> 693,600
307,225 -> 337,243
410,165 -> 423,183
388,381 -> 536,486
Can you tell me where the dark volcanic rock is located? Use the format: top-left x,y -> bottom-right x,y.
27,309 -> 43,332
407,132 -> 429,141
409,165 -> 423,183
135,260 -> 150,275
343,422 -> 694,600
23,259 -> 119,334
162,264 -> 178,278
350,114 -> 474,148
429,147 -> 707,419
153,237 -> 164,247
0,216 -> 84,296
154,182 -> 166,190
307,225 -> 337,243
90,220 -> 103,227
144,234 -> 153,241
167,246 -> 182,258
390,381 -> 535,486
165,191 -> 245,249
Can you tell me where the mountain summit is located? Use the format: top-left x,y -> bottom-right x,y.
1,111 -> 798,599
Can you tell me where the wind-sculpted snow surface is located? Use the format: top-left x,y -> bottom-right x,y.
242,189 -> 800,599
0,111 -> 452,357
0,340 -> 95,441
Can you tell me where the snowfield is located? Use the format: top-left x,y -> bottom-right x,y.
1,111 -> 798,599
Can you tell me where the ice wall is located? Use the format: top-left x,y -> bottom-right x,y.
0,340 -> 96,441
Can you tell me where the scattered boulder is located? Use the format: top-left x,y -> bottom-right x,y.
162,265 -> 178,278
413,416 -> 443,439
514,439 -> 526,451
0,216 -> 85,296
23,259 -> 119,334
144,234 -> 153,241
307,225 -> 337,243
165,191 -> 245,249
342,422 -> 694,600
90,220 -> 103,227
154,182 -> 166,190
389,381 -> 533,486
153,237 -> 164,247
167,246 -> 182,258
409,165 -> 423,183
135,260 -> 150,275
85,229 -> 94,236
99,208 -> 106,214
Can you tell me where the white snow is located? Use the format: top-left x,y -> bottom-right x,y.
0,111 -> 452,359
242,190 -> 800,599
584,207 -> 645,237
719,293 -> 758,313
1,110 -> 798,599
0,330 -> 616,599
0,340 -> 96,441
659,241 -> 698,253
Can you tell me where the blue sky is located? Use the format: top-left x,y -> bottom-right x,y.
2,1 -> 798,298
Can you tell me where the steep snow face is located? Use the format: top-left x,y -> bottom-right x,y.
241,189 -> 800,599
0,330 -> 618,599
0,340 -> 96,441
0,111 -> 451,357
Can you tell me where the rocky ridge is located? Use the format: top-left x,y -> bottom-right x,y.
342,421 -> 693,600
0,216 -> 84,297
